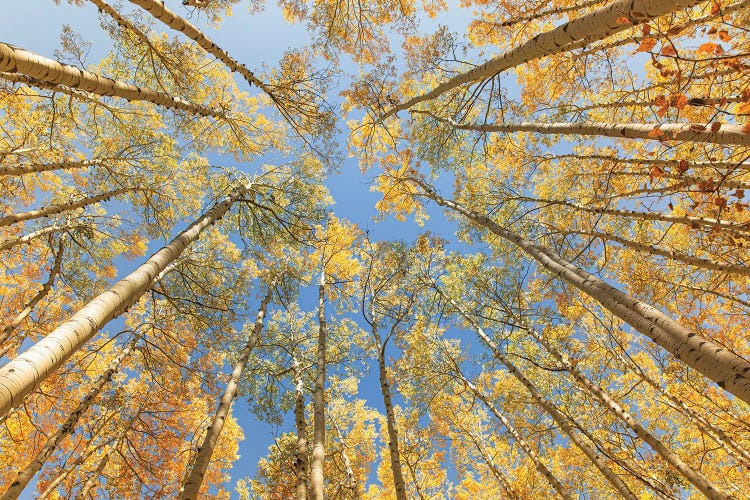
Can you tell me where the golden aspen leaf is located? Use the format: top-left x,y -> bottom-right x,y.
636,37 -> 657,52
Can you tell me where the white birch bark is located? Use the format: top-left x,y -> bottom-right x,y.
310,271 -> 327,500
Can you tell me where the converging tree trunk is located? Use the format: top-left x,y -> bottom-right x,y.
178,287 -> 272,500
0,182 -> 253,417
381,0 -> 705,118
414,178 -> 750,405
0,187 -> 134,227
0,334 -> 138,500
310,271 -> 327,500
293,354 -> 309,500
0,43 -> 227,118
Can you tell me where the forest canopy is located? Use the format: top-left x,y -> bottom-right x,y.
1,0 -> 750,498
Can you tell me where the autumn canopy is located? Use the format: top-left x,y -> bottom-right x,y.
1,0 -> 750,498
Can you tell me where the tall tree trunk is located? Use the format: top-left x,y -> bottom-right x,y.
0,182 -> 253,417
0,160 -> 99,177
381,0 -> 704,118
522,196 -> 750,235
293,354 -> 309,500
0,223 -> 84,252
528,324 -> 730,499
73,453 -> 109,500
422,114 -> 750,147
536,153 -> 750,172
0,187 -> 134,227
0,334 -> 137,500
331,418 -> 359,499
569,230 -> 750,276
0,43 -> 226,118
616,352 -> 750,469
436,288 -> 638,498
178,287 -> 272,500
372,323 -> 407,500
0,237 -> 65,355
460,376 -> 572,499
126,0 -> 272,94
414,179 -> 750,405
310,271 -> 327,500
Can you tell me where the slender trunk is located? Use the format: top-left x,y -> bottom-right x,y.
0,335 -> 137,500
74,453 -> 109,500
530,327 -> 730,499
126,0 -> 272,95
0,43 -> 226,118
0,187 -> 134,227
459,426 -> 518,498
0,238 -> 65,354
36,439 -> 109,500
415,180 -> 750,405
423,114 -> 750,147
523,196 -> 750,234
0,223 -> 84,252
565,94 -> 745,115
461,377 -> 572,499
381,0 -> 704,118
573,0 -> 750,58
537,153 -> 750,172
178,287 -> 272,500
0,181 -> 253,417
571,230 -> 750,276
372,324 -> 407,500
310,271 -> 326,500
617,352 -> 750,469
293,354 -> 309,500
331,418 -> 358,498
437,289 -> 637,498
0,160 -> 99,177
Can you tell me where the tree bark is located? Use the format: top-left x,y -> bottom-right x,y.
73,453 -> 109,500
0,187 -> 134,227
422,114 -> 750,147
0,238 -> 65,355
436,287 -> 637,498
530,326 -> 730,499
372,323 -> 408,500
0,335 -> 137,500
0,181 -> 253,417
0,160 -> 99,177
310,271 -> 327,500
414,179 -> 750,405
178,287 -> 272,500
0,223 -> 82,252
0,43 -> 226,118
460,376 -> 572,499
293,354 -> 309,500
381,0 -> 704,118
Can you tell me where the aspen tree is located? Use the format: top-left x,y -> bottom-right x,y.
0,43 -> 227,118
0,181 -> 254,417
380,0 -> 706,119
178,287 -> 272,500
410,177 -> 750,405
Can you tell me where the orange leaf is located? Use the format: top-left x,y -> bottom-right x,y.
648,127 -> 664,138
678,159 -> 689,173
673,94 -> 688,110
637,38 -> 658,53
718,30 -> 731,42
650,166 -> 666,178
698,42 -> 723,55
711,1 -> 722,15
711,122 -> 722,132
641,24 -> 651,36
743,123 -> 750,134
661,45 -> 677,56
690,123 -> 707,132
616,16 -> 631,25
